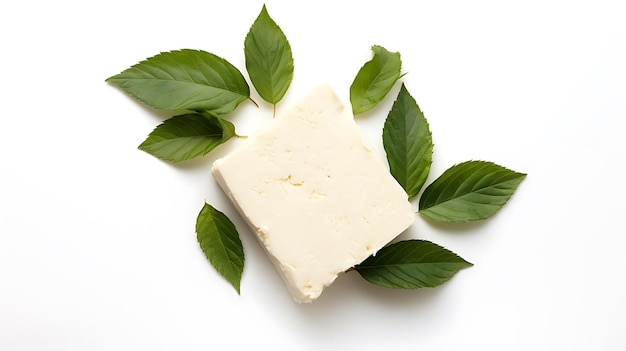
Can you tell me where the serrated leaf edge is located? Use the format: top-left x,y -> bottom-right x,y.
419,160 -> 527,222
355,239 -> 473,289
196,202 -> 245,294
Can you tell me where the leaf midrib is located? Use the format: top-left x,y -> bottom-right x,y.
429,170 -> 522,209
112,77 -> 244,94
359,67 -> 396,110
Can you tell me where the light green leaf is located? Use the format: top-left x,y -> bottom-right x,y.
106,49 -> 250,115
350,45 -> 402,115
383,83 -> 433,199
196,202 -> 245,294
355,240 -> 472,289
244,4 -> 294,106
419,161 -> 527,222
138,113 -> 235,163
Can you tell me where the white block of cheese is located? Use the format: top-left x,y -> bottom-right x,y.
211,85 -> 414,302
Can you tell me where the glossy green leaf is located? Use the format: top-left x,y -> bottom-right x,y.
106,49 -> 250,115
196,202 -> 245,294
419,161 -> 527,222
244,4 -> 294,106
355,240 -> 472,289
138,113 -> 235,163
383,83 -> 433,199
350,45 -> 402,115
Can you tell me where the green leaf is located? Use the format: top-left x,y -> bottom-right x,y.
244,4 -> 294,106
106,49 -> 250,115
196,202 -> 245,294
355,240 -> 472,289
419,161 -> 527,222
138,113 -> 235,163
350,45 -> 402,115
383,83 -> 433,199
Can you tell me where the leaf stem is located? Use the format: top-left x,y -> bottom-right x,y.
249,97 -> 259,108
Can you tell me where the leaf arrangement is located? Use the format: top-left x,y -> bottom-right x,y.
107,4 -> 525,297
349,46 -> 525,288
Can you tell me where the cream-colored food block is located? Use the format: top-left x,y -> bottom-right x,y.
212,85 -> 414,302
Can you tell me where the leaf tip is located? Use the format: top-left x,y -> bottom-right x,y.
256,3 -> 272,22
104,74 -> 120,84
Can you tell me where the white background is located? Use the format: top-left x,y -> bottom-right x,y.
1,0 -> 625,349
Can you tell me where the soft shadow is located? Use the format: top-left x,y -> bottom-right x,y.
293,270 -> 447,319
138,103 -> 188,122
167,137 -> 244,172
348,272 -> 446,308
144,150 -> 212,173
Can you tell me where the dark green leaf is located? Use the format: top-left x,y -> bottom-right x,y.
138,113 -> 235,163
196,202 -> 245,294
106,49 -> 250,115
419,161 -> 527,222
244,4 -> 294,106
355,240 -> 472,289
383,83 -> 433,199
350,45 -> 402,115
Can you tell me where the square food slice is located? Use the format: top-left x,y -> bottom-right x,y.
212,85 -> 414,302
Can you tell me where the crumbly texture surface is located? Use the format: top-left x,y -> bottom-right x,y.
212,85 -> 414,302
